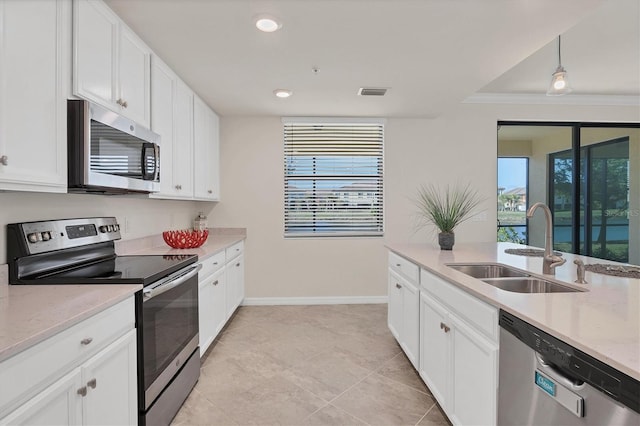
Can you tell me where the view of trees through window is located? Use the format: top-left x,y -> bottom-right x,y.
497,158 -> 528,244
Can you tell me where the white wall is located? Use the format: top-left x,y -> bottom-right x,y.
0,192 -> 209,264
214,102 -> 639,300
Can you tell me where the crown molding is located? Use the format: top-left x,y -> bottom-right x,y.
463,93 -> 640,107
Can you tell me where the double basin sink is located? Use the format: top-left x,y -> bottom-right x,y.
446,263 -> 583,293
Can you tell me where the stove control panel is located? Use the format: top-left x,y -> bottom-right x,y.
10,217 -> 121,255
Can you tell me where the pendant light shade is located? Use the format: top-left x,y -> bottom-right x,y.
547,35 -> 572,96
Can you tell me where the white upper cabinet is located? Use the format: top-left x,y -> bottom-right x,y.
193,95 -> 221,201
172,79 -> 195,197
0,0 -> 69,193
73,0 -> 151,127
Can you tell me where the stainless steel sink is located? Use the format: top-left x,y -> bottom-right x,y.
482,278 -> 581,293
447,263 -> 530,279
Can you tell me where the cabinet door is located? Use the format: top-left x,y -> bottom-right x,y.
172,79 -> 194,198
419,292 -> 450,409
402,279 -> 420,369
150,56 -> 177,197
0,369 -> 82,426
118,25 -> 150,126
450,316 -> 498,426
81,329 -> 137,426
73,0 -> 117,107
211,266 -> 227,337
193,96 -> 220,200
225,255 -> 244,319
387,269 -> 403,340
198,272 -> 215,356
0,0 -> 68,192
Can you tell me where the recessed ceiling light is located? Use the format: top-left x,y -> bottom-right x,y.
255,16 -> 282,33
273,89 -> 292,98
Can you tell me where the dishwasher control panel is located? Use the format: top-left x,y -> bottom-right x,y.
499,310 -> 640,415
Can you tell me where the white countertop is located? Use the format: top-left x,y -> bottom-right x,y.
386,242 -> 640,381
0,281 -> 140,363
0,230 -> 246,363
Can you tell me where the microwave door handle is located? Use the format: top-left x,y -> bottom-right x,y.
141,142 -> 157,181
142,264 -> 202,301
153,144 -> 160,182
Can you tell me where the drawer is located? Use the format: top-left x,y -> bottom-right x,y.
225,240 -> 244,262
420,268 -> 498,342
389,251 -> 419,283
0,296 -> 135,417
198,250 -> 226,280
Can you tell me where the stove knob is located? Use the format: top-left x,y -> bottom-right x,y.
99,226 -> 107,233
41,232 -> 51,241
114,224 -> 120,232
107,225 -> 114,232
27,233 -> 39,243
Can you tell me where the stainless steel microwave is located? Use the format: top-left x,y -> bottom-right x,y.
67,100 -> 160,194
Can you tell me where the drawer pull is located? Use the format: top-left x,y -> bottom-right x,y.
440,322 -> 451,333
87,378 -> 97,389
396,263 -> 401,267
212,280 -> 219,286
236,262 -> 241,267
80,337 -> 93,345
395,283 -> 402,289
77,386 -> 87,397
213,262 -> 218,265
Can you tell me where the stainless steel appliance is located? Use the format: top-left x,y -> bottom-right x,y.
498,310 -> 640,425
7,217 -> 200,426
67,100 -> 160,194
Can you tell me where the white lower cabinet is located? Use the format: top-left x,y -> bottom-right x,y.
0,298 -> 137,426
388,253 -> 420,369
420,269 -> 498,426
197,241 -> 245,357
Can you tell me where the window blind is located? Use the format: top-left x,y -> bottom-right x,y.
284,122 -> 384,237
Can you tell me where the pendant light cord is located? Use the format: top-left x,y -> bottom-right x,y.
558,35 -> 562,67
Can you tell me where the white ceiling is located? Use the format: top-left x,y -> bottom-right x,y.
105,0 -> 638,118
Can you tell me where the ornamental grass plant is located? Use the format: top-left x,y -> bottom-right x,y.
416,183 -> 484,234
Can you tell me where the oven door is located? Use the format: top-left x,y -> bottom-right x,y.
139,264 -> 201,410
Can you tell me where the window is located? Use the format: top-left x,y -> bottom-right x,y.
497,157 -> 528,244
283,119 -> 384,237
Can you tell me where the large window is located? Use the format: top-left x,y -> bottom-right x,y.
283,119 -> 384,237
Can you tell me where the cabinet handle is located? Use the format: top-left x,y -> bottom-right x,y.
77,386 -> 87,397
116,98 -> 128,108
80,337 -> 93,345
396,263 -> 401,267
212,280 -> 219,286
122,100 -> 128,108
175,184 -> 182,190
236,262 -> 240,267
0,155 -> 7,166
87,378 -> 97,389
395,283 -> 402,289
207,189 -> 213,194
440,322 -> 450,333
213,262 -> 218,265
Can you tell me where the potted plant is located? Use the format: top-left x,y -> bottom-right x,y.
415,183 -> 484,250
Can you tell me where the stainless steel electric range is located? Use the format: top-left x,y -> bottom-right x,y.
7,217 -> 201,426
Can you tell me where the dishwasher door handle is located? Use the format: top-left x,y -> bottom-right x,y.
535,353 -> 585,391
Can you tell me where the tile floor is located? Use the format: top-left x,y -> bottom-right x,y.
172,304 -> 451,426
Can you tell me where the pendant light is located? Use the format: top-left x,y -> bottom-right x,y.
547,35 -> 572,96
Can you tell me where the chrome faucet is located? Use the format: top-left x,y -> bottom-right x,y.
526,202 -> 566,275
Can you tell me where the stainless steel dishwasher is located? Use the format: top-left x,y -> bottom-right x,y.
498,310 -> 640,425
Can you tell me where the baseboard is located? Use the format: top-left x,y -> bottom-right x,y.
241,295 -> 388,306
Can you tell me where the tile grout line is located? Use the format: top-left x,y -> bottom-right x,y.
414,401 -> 437,426
372,352 -> 432,396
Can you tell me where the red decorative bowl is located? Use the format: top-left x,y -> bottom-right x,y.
162,229 -> 209,249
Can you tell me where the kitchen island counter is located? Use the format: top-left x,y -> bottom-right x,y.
386,241 -> 640,381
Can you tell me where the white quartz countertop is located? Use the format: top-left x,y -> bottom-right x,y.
386,242 -> 640,381
0,281 -> 140,363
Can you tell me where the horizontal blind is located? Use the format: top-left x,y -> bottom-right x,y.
284,123 -> 384,236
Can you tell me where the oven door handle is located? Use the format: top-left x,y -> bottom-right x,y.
142,264 -> 202,301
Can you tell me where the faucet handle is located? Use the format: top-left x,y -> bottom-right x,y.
547,254 -> 566,270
